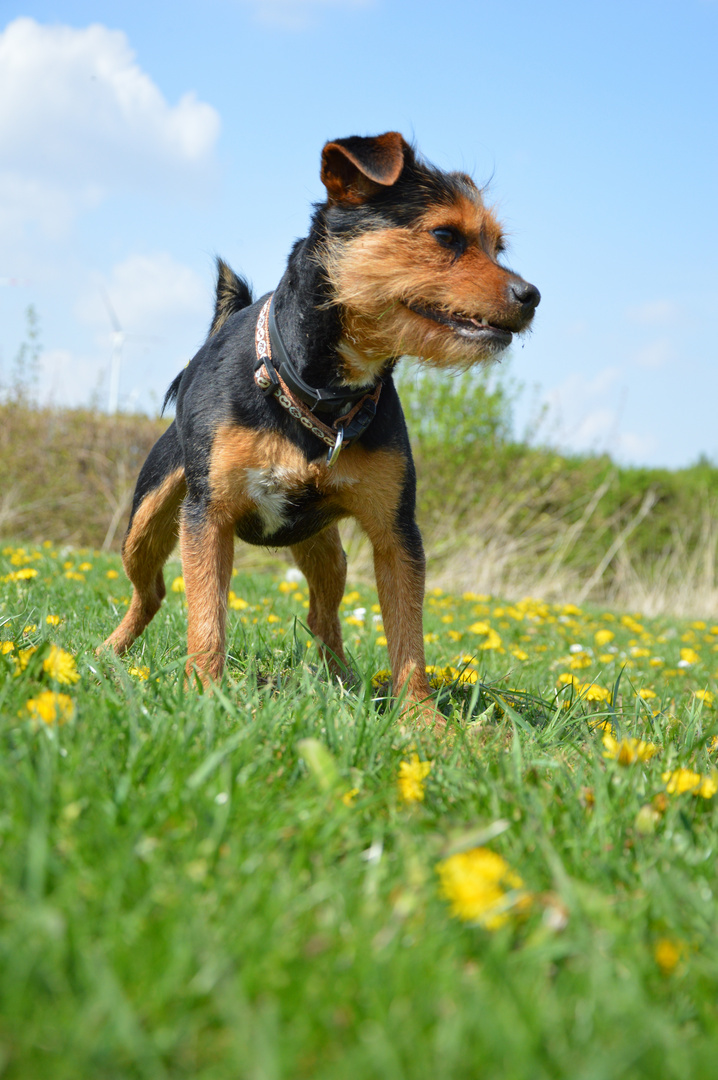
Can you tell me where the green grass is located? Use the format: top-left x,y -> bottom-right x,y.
2,543 -> 718,1079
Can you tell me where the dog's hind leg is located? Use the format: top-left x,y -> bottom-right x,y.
291,524 -> 348,675
101,423 -> 187,656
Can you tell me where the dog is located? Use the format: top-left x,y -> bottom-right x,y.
100,132 -> 539,725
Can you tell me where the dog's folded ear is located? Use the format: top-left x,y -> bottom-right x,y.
321,132 -> 410,205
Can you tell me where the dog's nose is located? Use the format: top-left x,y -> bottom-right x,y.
510,279 -> 541,311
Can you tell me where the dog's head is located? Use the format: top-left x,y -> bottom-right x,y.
318,132 -> 540,386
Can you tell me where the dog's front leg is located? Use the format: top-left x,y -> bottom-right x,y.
371,523 -> 437,719
180,499 -> 235,685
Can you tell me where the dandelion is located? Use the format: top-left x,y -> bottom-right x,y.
171,576 -> 185,593
25,690 -> 75,725
654,939 -> 682,975
437,847 -> 530,929
602,732 -> 659,764
341,788 -> 359,806
662,768 -> 718,798
577,682 -> 611,704
1,641 -> 14,655
78,561 -> 92,572
43,645 -> 80,685
594,628 -> 615,647
45,614 -> 62,626
128,665 -> 150,680
678,648 -> 699,667
64,570 -> 85,582
371,668 -> 391,688
397,754 -> 432,803
694,689 -> 715,706
106,569 -> 119,580
12,647 -> 37,674
3,567 -> 38,582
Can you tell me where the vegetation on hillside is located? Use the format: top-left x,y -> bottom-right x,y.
3,308 -> 718,614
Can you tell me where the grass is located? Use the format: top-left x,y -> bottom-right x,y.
3,541 -> 718,1078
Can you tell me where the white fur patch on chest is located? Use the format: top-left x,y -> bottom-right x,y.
245,466 -> 295,536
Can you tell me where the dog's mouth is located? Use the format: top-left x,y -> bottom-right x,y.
404,302 -> 513,346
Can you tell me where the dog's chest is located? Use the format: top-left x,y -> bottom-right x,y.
237,463 -> 354,546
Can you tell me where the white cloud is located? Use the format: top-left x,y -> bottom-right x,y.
537,366 -> 660,462
77,252 -> 208,338
632,338 -> 674,370
0,18 -> 220,237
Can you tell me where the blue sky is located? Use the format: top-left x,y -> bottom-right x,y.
1,0 -> 716,466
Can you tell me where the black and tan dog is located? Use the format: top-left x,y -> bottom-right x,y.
100,132 -> 539,725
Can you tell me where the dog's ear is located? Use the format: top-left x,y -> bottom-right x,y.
321,132 -> 410,205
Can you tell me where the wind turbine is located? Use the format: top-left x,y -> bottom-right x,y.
100,288 -> 158,414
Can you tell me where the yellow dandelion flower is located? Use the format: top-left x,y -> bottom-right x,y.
1,641 -> 15,655
341,788 -> 359,806
662,768 -> 718,798
45,614 -> 62,626
278,580 -> 298,593
397,754 -> 432,803
437,847 -> 529,929
694,689 -> 715,706
13,646 -> 37,673
106,569 -> 119,580
23,624 -> 38,636
371,669 -> 391,688
376,635 -> 388,647
569,652 -> 592,670
43,645 -> 80,685
78,561 -> 92,572
577,682 -> 611,703
25,690 -> 75,725
679,648 -> 700,666
4,567 -> 38,582
594,628 -> 615,647
638,688 -> 657,700
171,576 -> 185,593
654,939 -> 682,975
457,668 -> 479,684
228,592 -> 248,610
602,732 -> 659,765
64,571 -> 85,582
128,665 -> 150,680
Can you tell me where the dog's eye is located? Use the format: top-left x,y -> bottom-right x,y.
431,227 -> 466,254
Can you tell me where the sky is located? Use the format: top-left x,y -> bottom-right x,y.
1,0 -> 717,468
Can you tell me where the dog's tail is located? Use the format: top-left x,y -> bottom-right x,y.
209,257 -> 253,336
162,258 -> 254,415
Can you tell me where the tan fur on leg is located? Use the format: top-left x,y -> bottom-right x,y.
100,467 -> 186,656
180,509 -> 235,685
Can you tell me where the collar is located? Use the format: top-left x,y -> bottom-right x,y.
254,294 -> 381,466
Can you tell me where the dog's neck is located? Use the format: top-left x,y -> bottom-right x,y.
270,231 -> 381,393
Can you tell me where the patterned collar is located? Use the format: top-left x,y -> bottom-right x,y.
254,294 -> 381,466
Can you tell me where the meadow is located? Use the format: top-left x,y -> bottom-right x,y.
2,540 -> 718,1079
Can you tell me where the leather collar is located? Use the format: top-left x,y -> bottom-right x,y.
254,294 -> 381,465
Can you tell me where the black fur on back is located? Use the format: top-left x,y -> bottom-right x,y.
162,257 -> 253,415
